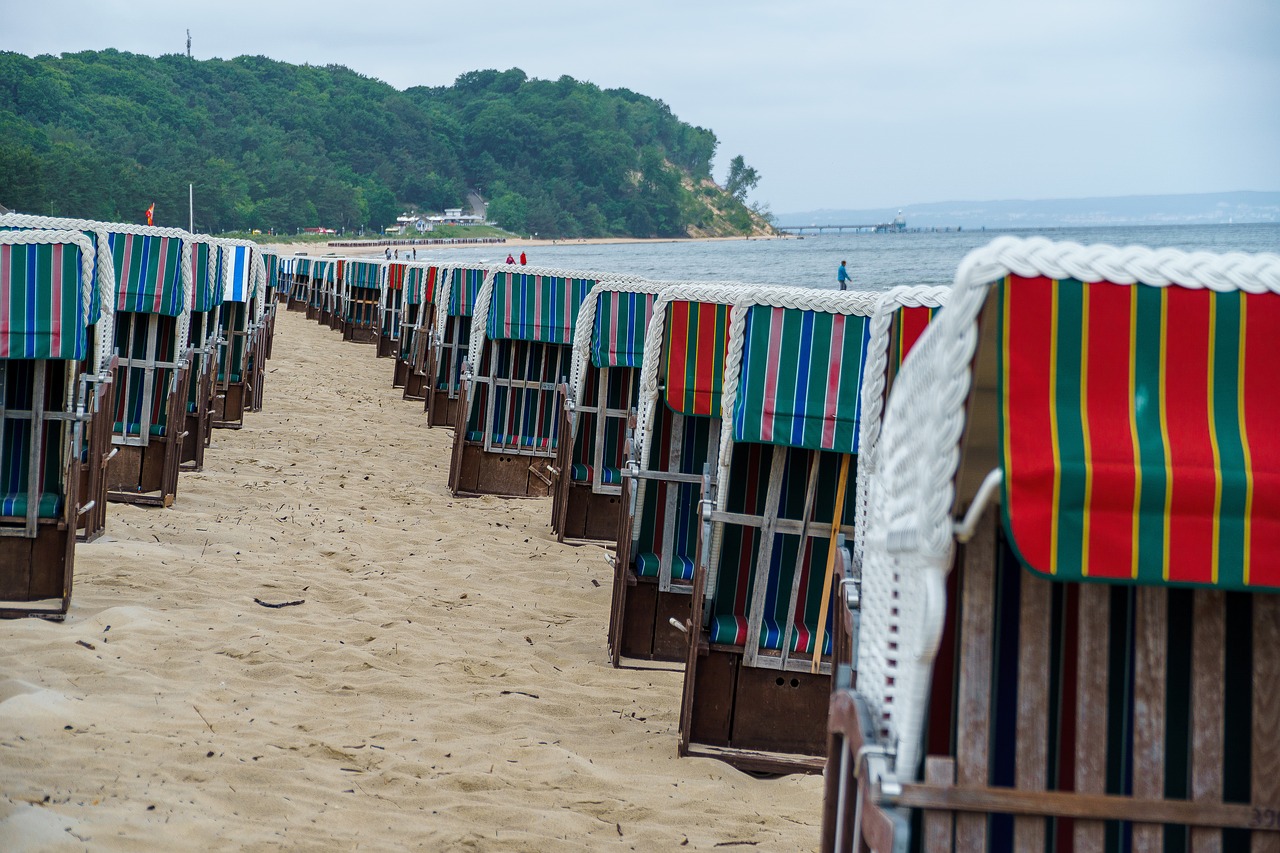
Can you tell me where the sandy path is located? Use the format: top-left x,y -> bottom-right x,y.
0,309 -> 821,851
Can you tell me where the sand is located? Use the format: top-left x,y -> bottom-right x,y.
0,309 -> 822,851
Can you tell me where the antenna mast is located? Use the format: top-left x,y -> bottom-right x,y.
186,30 -> 192,59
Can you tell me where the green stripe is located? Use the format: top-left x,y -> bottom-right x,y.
1053,280 -> 1088,577
1133,285 -> 1167,583
1211,291 -> 1247,588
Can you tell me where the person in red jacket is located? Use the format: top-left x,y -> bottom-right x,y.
519,251 -> 527,265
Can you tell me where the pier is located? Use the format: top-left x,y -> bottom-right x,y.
777,211 -> 908,235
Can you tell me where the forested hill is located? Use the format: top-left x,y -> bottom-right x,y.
0,50 -> 769,238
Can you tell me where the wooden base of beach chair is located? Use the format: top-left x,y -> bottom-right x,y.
289,298 -> 307,313
341,323 -> 377,344
448,442 -> 554,498
263,315 -> 275,361
679,644 -> 829,773
106,442 -> 178,507
179,366 -> 214,472
212,383 -> 246,429
427,389 -> 459,427
327,312 -> 341,333
306,304 -> 319,321
401,369 -> 426,399
377,334 -> 396,359
557,485 -> 622,544
392,359 -> 409,389
611,574 -> 690,663
0,522 -> 74,620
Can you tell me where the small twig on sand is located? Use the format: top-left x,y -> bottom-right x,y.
254,598 -> 305,609
500,690 -> 540,699
194,705 -> 215,734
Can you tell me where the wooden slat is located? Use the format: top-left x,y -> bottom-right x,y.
1015,570 -> 1053,850
1253,595 -> 1280,853
894,783 -> 1276,830
741,448 -> 787,668
923,757 -> 956,852
1191,590 -> 1225,853
1132,586 -> 1168,853
1074,583 -> 1111,853
954,505 -> 997,851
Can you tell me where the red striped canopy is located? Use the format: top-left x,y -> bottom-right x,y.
999,274 -> 1280,591
663,300 -> 730,417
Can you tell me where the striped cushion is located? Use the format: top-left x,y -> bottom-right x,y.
0,241 -> 89,361
0,492 -> 62,519
663,300 -> 730,417
732,305 -> 871,455
634,552 -> 695,581
570,464 -> 592,482
999,275 -> 1280,590
709,614 -> 832,655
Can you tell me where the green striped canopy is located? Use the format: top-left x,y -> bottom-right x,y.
591,290 -> 656,368
447,268 -> 486,317
0,241 -> 89,360
732,305 -> 871,455
110,232 -> 185,316
191,242 -> 225,313
486,272 -> 595,344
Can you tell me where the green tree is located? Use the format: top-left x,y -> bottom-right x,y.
725,155 -> 760,202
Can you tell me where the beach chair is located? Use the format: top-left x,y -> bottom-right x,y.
378,260 -> 407,359
0,214 -> 120,543
606,283 -> 751,664
825,237 -> 1280,852
104,224 -> 193,507
212,242 -> 263,429
675,287 -> 880,775
397,263 -> 442,394
424,265 -> 486,428
341,259 -> 382,344
394,263 -> 441,391
323,259 -> 345,331
306,259 -> 333,323
179,236 -> 227,470
447,266 -> 606,497
551,278 -> 661,543
0,229 -> 101,618
288,257 -> 311,312
259,248 -> 280,360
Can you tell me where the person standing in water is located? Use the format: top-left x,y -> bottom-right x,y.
837,260 -> 851,290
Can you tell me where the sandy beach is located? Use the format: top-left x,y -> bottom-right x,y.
0,309 -> 821,851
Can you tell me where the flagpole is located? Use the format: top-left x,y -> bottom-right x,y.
189,184 -> 194,234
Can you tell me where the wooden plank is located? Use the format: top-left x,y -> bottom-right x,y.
1253,595 -> 1280,853
658,413 -> 683,592
923,757 -> 956,852
954,505 -> 997,851
1015,569 -> 1053,851
741,447 -> 787,668
1073,583 -> 1111,853
1191,590 -> 1226,853
891,783 -> 1278,830
1133,586 -> 1168,853
780,451 -> 821,669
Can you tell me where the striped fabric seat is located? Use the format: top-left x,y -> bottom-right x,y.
0,492 -> 62,518
636,551 -> 696,582
709,614 -> 834,655
1000,275 -> 1280,591
569,464 -> 624,485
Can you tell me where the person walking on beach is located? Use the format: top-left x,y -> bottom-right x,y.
519,251 -> 527,266
506,253 -> 516,264
385,248 -> 391,260
837,260 -> 851,290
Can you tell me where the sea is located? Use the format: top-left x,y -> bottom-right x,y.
405,223 -> 1280,292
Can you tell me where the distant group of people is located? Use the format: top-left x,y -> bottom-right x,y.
505,252 -> 527,265
383,247 -> 419,260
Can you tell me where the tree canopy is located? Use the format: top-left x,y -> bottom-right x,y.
0,50 -> 759,238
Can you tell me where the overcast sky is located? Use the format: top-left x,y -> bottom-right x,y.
5,0 -> 1278,213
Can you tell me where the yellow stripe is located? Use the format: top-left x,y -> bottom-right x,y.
1079,284 -> 1093,576
1207,295 -> 1222,585
1239,297 -> 1254,585
1159,289 -> 1174,582
1048,281 -> 1062,576
1128,287 -> 1142,580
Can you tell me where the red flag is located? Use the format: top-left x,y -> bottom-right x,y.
145,203 -> 155,226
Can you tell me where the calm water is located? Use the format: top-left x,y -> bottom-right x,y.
408,223 -> 1280,292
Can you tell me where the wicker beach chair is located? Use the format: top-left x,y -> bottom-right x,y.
212,242 -> 264,428
446,266 -> 617,498
288,256 -> 312,313
306,259 -> 333,323
608,282 -> 770,665
341,259 -> 382,344
0,229 -> 103,617
675,286 -> 880,775
0,214 -> 120,542
102,223 -> 194,507
395,263 -> 442,394
324,259 -> 345,332
179,236 -> 228,470
259,248 -> 280,360
551,277 -> 659,544
826,237 -> 1280,852
378,260 -> 408,360
424,265 -> 487,428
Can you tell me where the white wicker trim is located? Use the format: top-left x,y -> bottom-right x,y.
431,263 -> 472,341
566,277 -> 663,407
858,236 -> 1280,783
